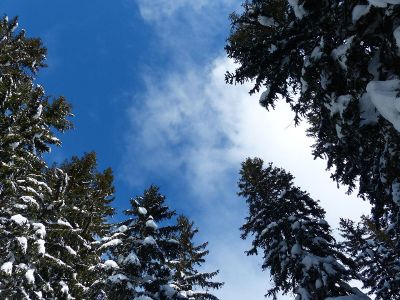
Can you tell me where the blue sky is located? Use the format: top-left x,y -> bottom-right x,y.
2,1 -> 371,299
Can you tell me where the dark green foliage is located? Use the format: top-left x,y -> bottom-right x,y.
102,187 -> 223,300
0,14 -> 225,300
0,15 -> 72,298
41,153 -> 115,298
238,158 -> 366,299
0,16 -> 114,299
225,0 -> 400,226
171,215 -> 223,300
340,217 -> 400,299
103,186 -> 180,300
226,2 -> 400,298
57,152 -> 115,239
0,15 -> 71,215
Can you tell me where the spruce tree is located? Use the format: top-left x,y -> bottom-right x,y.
226,0 -> 400,227
0,16 -> 72,298
340,217 -> 400,299
238,158 -> 368,300
226,1 -> 400,298
170,215 -> 223,300
41,153 -> 115,298
102,186 -> 180,300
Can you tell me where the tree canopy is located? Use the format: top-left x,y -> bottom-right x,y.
226,0 -> 400,225
227,1 -> 400,299
239,158 -> 367,300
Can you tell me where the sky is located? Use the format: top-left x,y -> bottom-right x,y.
1,1 -> 372,299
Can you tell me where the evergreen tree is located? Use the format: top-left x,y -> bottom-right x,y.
225,0 -> 400,228
226,1 -> 400,298
238,158 -> 368,300
40,153 -> 115,298
170,215 -> 223,300
103,186 -> 180,300
340,217 -> 400,299
0,16 -> 72,298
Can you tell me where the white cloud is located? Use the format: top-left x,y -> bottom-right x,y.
134,0 -> 241,63
136,0 -> 217,21
124,56 -> 370,224
122,56 -> 370,299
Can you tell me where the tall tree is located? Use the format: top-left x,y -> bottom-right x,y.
226,0 -> 400,226
102,186 -> 180,300
238,158 -> 368,300
170,215 -> 223,300
226,1 -> 400,298
0,16 -> 72,298
40,153 -> 115,298
340,217 -> 400,299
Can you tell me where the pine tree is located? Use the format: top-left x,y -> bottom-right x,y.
170,215 -> 223,300
40,153 -> 115,298
238,158 -> 368,300
0,16 -> 72,298
102,186 -> 180,300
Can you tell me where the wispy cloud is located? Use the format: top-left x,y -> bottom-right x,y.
134,0 -> 240,63
136,0 -> 220,21
122,56 -> 283,299
123,55 -> 371,223
123,58 -> 245,195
